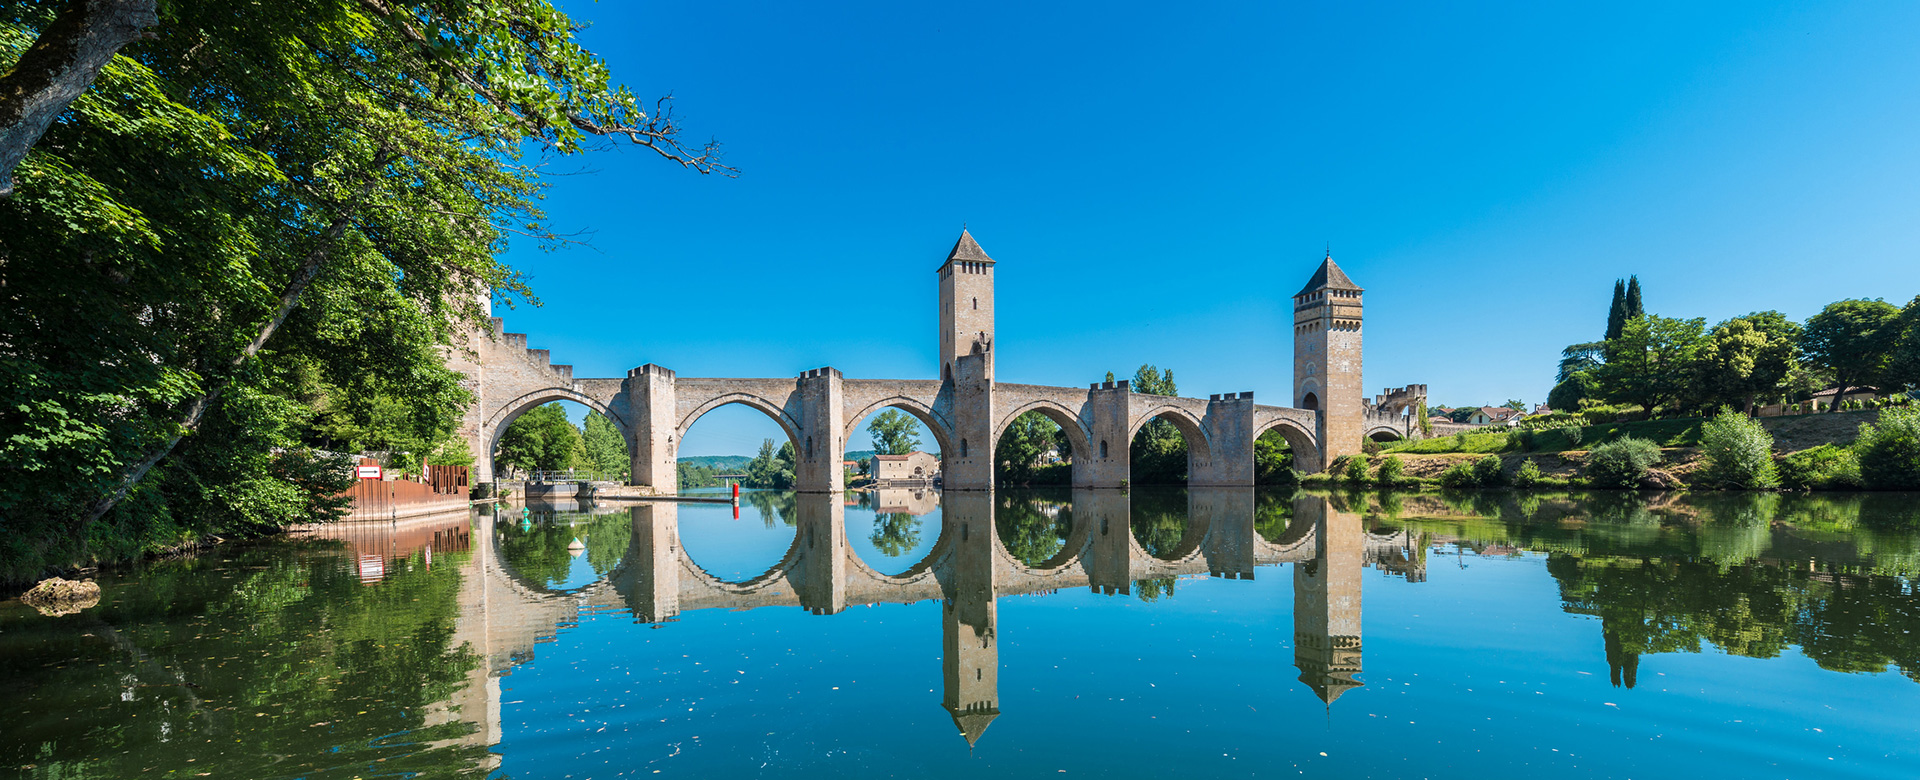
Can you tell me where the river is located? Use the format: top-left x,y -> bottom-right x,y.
5,488 -> 1920,778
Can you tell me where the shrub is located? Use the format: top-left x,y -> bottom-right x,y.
1453,431 -> 1468,449
1856,407 -> 1920,490
1506,429 -> 1530,452
1377,455 -> 1405,486
1472,454 -> 1506,486
1778,444 -> 1863,491
1699,407 -> 1779,489
1586,436 -> 1663,489
1438,461 -> 1479,489
1343,454 -> 1370,484
1362,438 -> 1384,456
1514,458 -> 1542,488
1563,424 -> 1584,449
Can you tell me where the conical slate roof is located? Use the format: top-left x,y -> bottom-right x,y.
945,229 -> 994,265
948,705 -> 1000,747
1295,254 -> 1361,297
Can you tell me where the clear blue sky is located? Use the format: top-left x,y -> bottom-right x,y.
504,1 -> 1920,457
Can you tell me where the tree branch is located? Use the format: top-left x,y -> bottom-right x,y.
0,0 -> 157,197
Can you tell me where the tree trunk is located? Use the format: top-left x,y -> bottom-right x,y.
76,218 -> 351,527
0,0 -> 157,197
1829,382 -> 1850,413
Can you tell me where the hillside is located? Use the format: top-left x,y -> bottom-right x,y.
677,455 -> 751,470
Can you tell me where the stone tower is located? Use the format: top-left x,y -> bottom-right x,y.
1293,253 -> 1364,469
941,493 -> 999,746
938,230 -> 996,382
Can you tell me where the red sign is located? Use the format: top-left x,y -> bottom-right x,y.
357,465 -> 382,480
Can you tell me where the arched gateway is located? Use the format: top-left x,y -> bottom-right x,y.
451,232 -> 1429,493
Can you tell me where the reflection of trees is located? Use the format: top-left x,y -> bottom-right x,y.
1254,488 -> 1296,543
1134,576 -> 1176,601
0,539 -> 488,775
869,512 -> 923,558
1383,490 -> 1920,683
495,509 -> 634,589
1129,488 -> 1189,558
740,491 -> 798,528
996,493 -> 1073,566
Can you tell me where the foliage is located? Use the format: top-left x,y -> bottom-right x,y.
1438,461 -> 1480,490
1802,299 -> 1901,404
1698,408 -> 1779,489
1254,428 -> 1299,485
868,513 -> 923,558
1694,312 -> 1801,413
1880,296 -> 1920,391
1548,372 -> 1594,412
1595,314 -> 1708,413
1377,455 -> 1405,486
997,410 -> 1065,485
581,412 -> 630,481
1384,430 -> 1511,455
0,0 -> 724,580
1343,454 -> 1370,485
1855,406 -> 1920,490
1559,343 -> 1606,384
1586,436 -> 1664,489
1514,458 -> 1543,488
1606,279 -> 1629,342
1778,444 -> 1864,491
496,403 -> 584,475
1128,365 -> 1188,484
996,495 -> 1073,566
1625,275 -> 1644,321
1472,455 -> 1506,487
867,409 -> 921,456
1417,399 -> 1432,436
742,438 -> 796,489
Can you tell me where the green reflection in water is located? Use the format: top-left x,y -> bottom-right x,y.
0,530 -> 488,778
994,491 -> 1073,567
1351,489 -> 1920,681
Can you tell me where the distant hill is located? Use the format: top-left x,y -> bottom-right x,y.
677,455 -> 751,470
844,450 -> 876,462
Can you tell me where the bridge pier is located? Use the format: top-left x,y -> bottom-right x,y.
943,353 -> 995,490
611,503 -> 681,623
1193,393 -> 1257,487
1084,382 -> 1131,489
796,368 -> 846,493
626,364 -> 678,493
1078,490 -> 1133,595
1193,487 -> 1257,579
793,495 -> 847,614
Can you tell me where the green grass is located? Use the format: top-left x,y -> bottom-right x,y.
1383,416 -> 1709,456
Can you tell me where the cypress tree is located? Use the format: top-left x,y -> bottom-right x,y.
1625,275 -> 1644,319
1605,279 -> 1628,341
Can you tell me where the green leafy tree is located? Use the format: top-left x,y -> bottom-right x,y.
996,410 -> 1065,485
1560,342 -> 1607,383
496,403 -> 584,474
1801,299 -> 1901,412
0,0 -> 728,577
1881,296 -> 1920,392
1855,407 -> 1920,490
1586,436 -> 1663,489
867,409 -> 921,456
742,438 -> 796,489
1596,314 -> 1708,414
1127,365 -> 1188,484
1696,312 -> 1801,413
1699,407 -> 1779,489
581,411 -> 630,480
1549,372 -> 1594,412
1254,428 -> 1298,485
1624,275 -> 1644,319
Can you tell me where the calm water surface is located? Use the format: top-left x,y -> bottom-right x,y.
6,488 -> 1920,778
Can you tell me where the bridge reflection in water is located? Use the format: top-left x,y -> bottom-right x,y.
443,490 -> 1419,750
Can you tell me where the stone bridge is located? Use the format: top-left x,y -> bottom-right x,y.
451,233 -> 1439,493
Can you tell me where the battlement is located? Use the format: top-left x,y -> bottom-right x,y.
627,363 -> 676,379
1371,384 -> 1427,414
800,367 -> 842,380
1208,392 -> 1255,402
1089,380 -> 1131,391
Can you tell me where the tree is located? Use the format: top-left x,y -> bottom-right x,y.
1254,428 -> 1297,484
0,0 -> 730,576
0,0 -> 157,196
1560,342 -> 1607,382
1595,314 -> 1708,413
742,438 -> 796,489
1801,299 -> 1901,412
1695,311 -> 1801,413
867,409 -> 921,456
996,410 -> 1063,485
1605,280 -> 1629,342
1549,373 -> 1594,412
1128,365 -> 1187,483
1624,275 -> 1644,319
581,412 -> 630,481
1882,296 -> 1920,392
1503,399 -> 1527,412
496,403 -> 584,475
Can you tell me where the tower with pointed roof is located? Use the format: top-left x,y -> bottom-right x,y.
938,230 -> 995,382
941,493 -> 999,747
1293,253 -> 1364,469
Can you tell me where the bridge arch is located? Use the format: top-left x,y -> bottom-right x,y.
1366,425 -> 1406,442
1128,404 -> 1214,483
676,393 -> 803,450
844,395 -> 954,457
484,388 -> 631,477
992,399 -> 1094,484
1254,417 -> 1322,476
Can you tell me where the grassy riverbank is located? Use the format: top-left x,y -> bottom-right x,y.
1306,408 -> 1918,492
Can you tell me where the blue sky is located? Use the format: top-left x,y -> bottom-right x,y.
504,1 -> 1920,457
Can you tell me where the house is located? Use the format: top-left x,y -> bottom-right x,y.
872,451 -> 940,484
1467,406 -> 1523,426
